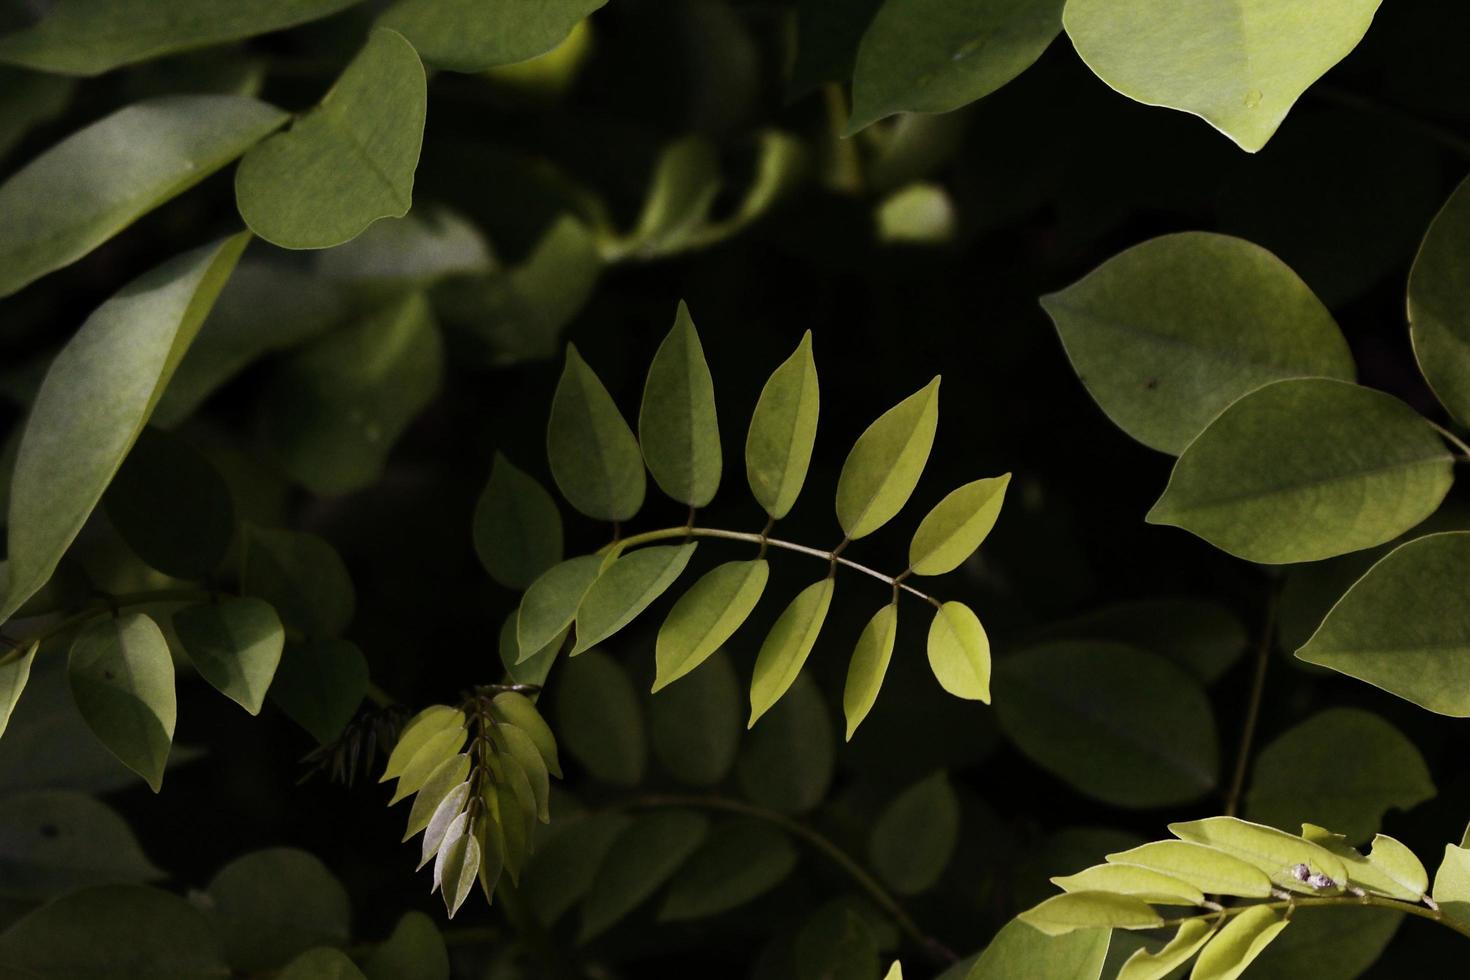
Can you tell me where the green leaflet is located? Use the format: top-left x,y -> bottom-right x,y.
0,70 -> 73,162
388,727 -> 470,806
1243,905 -> 1401,980
1296,532 -> 1470,716
362,912 -> 449,980
555,649 -> 646,786
869,772 -> 959,895
517,555 -> 604,656
1147,379 -> 1454,564
0,234 -> 249,624
967,918 -> 1110,980
842,602 -> 898,739
67,614 -> 176,793
383,706 -> 466,781
280,948 -> 365,980
847,0 -> 1064,132
0,643 -> 37,739
1245,708 -> 1434,845
573,543 -> 698,654
1116,919 -> 1216,980
1052,864 -> 1204,906
1105,841 -> 1273,899
380,0 -> 605,72
262,292 -> 444,495
654,559 -> 768,691
925,600 -> 991,702
580,809 -> 709,941
0,790 -> 162,902
172,597 -> 285,716
1409,174 -> 1470,427
546,344 -> 647,522
1433,845 -> 1470,931
0,98 -> 281,298
473,454 -> 564,590
1300,825 -> 1428,902
1169,816 -> 1348,894
659,819 -> 798,921
433,813 -> 481,917
639,301 -> 722,508
1018,891 -> 1164,936
737,672 -> 834,814
834,377 -> 940,539
312,203 -> 493,289
208,849 -> 350,972
490,692 -> 563,778
1191,905 -> 1289,980
495,724 -> 551,822
746,330 -> 819,520
649,649 -> 741,786
235,28 -> 426,249
0,0 -> 358,75
403,755 -> 471,843
748,577 -> 836,726
1062,0 -> 1382,151
908,474 -> 1010,575
1040,232 -> 1354,455
269,639 -> 369,744
240,525 -> 356,637
500,615 -> 563,687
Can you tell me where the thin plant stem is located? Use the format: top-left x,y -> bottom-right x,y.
1427,419 -> 1470,461
1225,584 -> 1280,817
1161,893 -> 1470,941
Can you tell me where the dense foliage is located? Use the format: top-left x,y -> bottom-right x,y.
2,1 -> 1470,978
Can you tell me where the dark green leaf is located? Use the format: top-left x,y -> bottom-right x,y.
579,809 -> 708,941
380,0 -> 605,72
207,848 -> 350,972
659,819 -> 798,921
1045,598 -> 1248,685
546,344 -> 647,522
842,602 -> 898,740
173,597 -> 284,715
517,555 -> 603,655
1244,905 -> 1400,980
268,639 -> 369,744
649,649 -> 741,786
0,790 -> 161,901
737,673 -> 834,814
869,772 -> 959,894
1410,174 -> 1470,427
572,543 -> 697,654
67,614 -> 176,792
834,377 -> 940,539
280,947 -> 366,980
908,474 -> 1009,576
240,525 -> 355,637
555,649 -> 645,785
474,454 -> 564,590
1189,905 -> 1289,979
639,301 -> 722,507
363,912 -> 449,980
104,428 -> 235,579
523,812 -> 631,926
0,643 -> 36,739
745,330 -> 819,520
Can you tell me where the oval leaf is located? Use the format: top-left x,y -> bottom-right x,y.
1410,174 -> 1470,427
268,639 -> 369,744
1168,817 -> 1348,894
0,789 -> 162,901
835,377 -> 940,539
639,301 -> 722,508
659,819 -> 798,922
363,911 -> 449,980
579,809 -> 708,941
473,453 -> 564,590
842,601 -> 898,739
380,0 -> 605,72
1191,905 -> 1289,980
746,330 -> 819,520
1117,918 -> 1217,980
383,706 -> 466,782
572,543 -> 697,654
1018,891 -> 1164,937
654,559 -> 768,691
172,597 -> 285,716
649,649 -> 741,787
208,848 -> 350,972
555,649 -> 645,786
517,555 -> 604,656
67,614 -> 176,793
908,474 -> 1010,576
1105,840 -> 1273,899
240,525 -> 355,638
490,692 -> 562,778
748,576 -> 835,726
1051,864 -> 1204,906
281,947 -> 366,980
546,344 -> 646,522
869,771 -> 959,895
926,600 -> 991,702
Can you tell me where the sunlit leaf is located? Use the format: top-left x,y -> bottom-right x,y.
968,918 -> 1109,979
926,601 -> 990,702
388,726 -> 470,806
1409,174 -> 1470,427
654,560 -> 768,692
659,819 -> 798,921
908,475 -> 1009,575
207,848 -> 350,972
748,577 -> 835,726
474,454 -> 564,590
639,301 -> 722,508
746,330 -> 819,520
1105,840 -> 1273,899
546,344 -> 646,522
490,692 -> 562,778
573,543 -> 697,654
380,0 -> 605,72
1116,918 -> 1217,980
432,813 -> 480,918
1299,826 -> 1426,902
842,602 -> 898,739
870,771 -> 958,895
405,759 -> 471,850
383,706 -> 466,782
835,377 -> 940,539
1019,891 -> 1164,936
1191,905 -> 1289,980
268,639 -> 369,744
499,614 -> 563,687
172,597 -> 284,715
555,649 -> 645,785
649,649 -> 741,786
67,614 -> 175,793
1169,816 -> 1347,894
618,136 -> 721,259
579,809 -> 708,941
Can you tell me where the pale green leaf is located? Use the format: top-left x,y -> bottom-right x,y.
659,819 -> 798,921
639,301 -> 722,507
1191,905 -> 1289,980
994,642 -> 1218,807
1243,905 -> 1400,980
405,759 -> 471,849
380,0 -> 604,72
848,0 -> 1064,131
474,454 -> 564,590
235,28 -> 426,249
0,234 -> 249,623
1018,891 -> 1164,936
746,330 -> 819,520
383,706 -> 466,782
499,614 -> 563,687
967,918 -> 1110,980
555,649 -> 645,785
490,691 -> 562,778
0,790 -> 162,901
363,912 -> 448,980
268,639 -> 369,744
388,726 -> 470,806
1052,863 -> 1204,906
240,525 -> 356,637
1040,232 -> 1353,454
1062,0 -> 1382,151
748,577 -> 835,726
843,601 -> 898,739
835,377 -> 940,539
496,723 -> 551,822
518,555 -> 603,656
926,600 -> 991,702
262,292 -> 443,495
1409,174 -> 1470,427
737,672 -> 834,814
0,0 -> 358,75
67,614 -> 176,793
433,812 -> 481,918
1246,708 -> 1434,844
654,559 -> 768,691
1435,845 -> 1470,931
1105,840 -> 1273,898
207,848 -> 350,972
0,99 -> 279,298
280,948 -> 365,980
573,543 -> 697,654
1169,816 -> 1347,894
1299,826 -> 1427,902
883,962 -> 902,980
546,344 -> 647,522
649,649 -> 741,786
870,772 -> 958,895
1117,919 -> 1216,980
579,809 -> 708,941
908,475 -> 1010,575
1147,379 -> 1454,564
0,643 -> 36,740
172,597 -> 285,715
1296,532 -> 1470,715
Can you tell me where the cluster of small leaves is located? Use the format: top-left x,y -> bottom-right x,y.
476,301 -> 1007,741
381,691 -> 561,916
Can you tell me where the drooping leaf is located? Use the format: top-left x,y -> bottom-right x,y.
268,639 -> 369,744
1169,817 -> 1347,894
380,0 -> 604,72
847,0 -> 1064,131
842,601 -> 898,739
1051,864 -> 1204,906
474,454 -> 564,590
172,597 -> 285,715
737,673 -> 834,814
1190,905 -> 1289,980
994,642 -> 1218,807
579,809 -> 708,941
280,948 -> 366,980
235,28 -> 426,249
262,292 -> 444,495
433,812 -> 481,917
555,649 -> 645,785
0,0 -> 358,75
1117,918 -> 1217,980
573,543 -> 697,654
926,601 -> 991,702
1105,840 -> 1273,898
1433,845 -> 1470,931
746,330 -> 820,520
1243,905 -> 1401,980
0,234 -> 249,623
1040,232 -> 1354,455
0,99 -> 279,298
1062,0 -> 1383,151
240,525 -> 355,637
639,301 -> 722,508
1300,826 -> 1428,902
748,577 -> 836,725
654,559 -> 768,691
207,848 -> 350,972
0,790 -> 162,901
908,475 -> 1010,575
490,692 -> 562,778
1018,891 -> 1164,937
363,912 -> 448,980
834,377 -> 940,539
517,555 -> 604,656
869,772 -> 958,895
383,706 -> 466,782
1296,532 -> 1470,716
1246,708 -> 1435,844
659,819 -> 798,921
1409,174 -> 1470,427
649,649 -> 741,786
67,614 -> 176,793
0,643 -> 37,740
790,0 -> 883,94
874,182 -> 957,244
1147,379 -> 1454,564
546,344 -> 647,522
